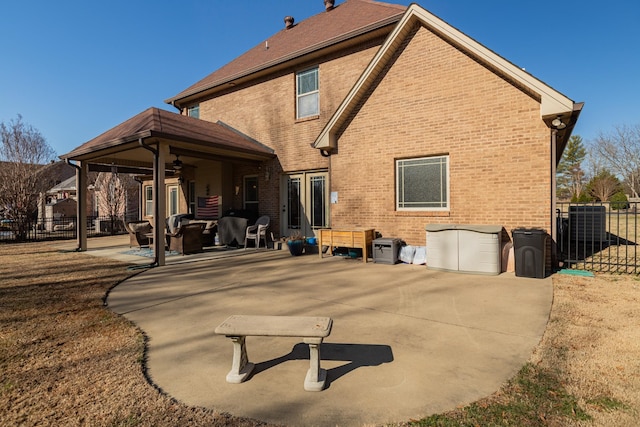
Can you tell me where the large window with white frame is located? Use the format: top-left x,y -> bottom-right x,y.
296,67 -> 319,119
396,155 -> 450,210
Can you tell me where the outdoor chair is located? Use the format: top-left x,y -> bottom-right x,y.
124,220 -> 152,248
168,222 -> 205,255
244,215 -> 270,249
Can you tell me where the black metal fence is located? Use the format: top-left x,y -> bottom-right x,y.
556,202 -> 639,274
0,216 -> 133,243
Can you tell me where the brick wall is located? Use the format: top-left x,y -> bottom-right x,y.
192,25 -> 554,245
198,38 -> 386,234
331,25 -> 551,245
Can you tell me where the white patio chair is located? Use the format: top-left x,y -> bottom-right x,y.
243,215 -> 270,249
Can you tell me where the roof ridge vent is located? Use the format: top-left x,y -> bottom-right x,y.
324,0 -> 335,11
284,15 -> 294,29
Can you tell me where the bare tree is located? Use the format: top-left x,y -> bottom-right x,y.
0,115 -> 56,239
95,170 -> 137,234
592,124 -> 640,198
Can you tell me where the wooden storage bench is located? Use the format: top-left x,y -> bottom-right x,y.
214,315 -> 333,391
318,228 -> 375,263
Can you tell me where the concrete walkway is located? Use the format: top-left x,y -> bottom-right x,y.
78,237 -> 552,426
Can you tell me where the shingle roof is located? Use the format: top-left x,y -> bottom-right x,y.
166,0 -> 406,105
61,107 -> 274,160
48,176 -> 76,193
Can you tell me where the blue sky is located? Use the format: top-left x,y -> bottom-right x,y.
1,0 -> 638,157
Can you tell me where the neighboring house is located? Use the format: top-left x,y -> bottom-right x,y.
46,175 -> 77,203
62,0 -> 581,264
39,166 -> 139,231
41,175 -> 78,231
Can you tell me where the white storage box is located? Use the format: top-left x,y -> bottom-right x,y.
425,224 -> 502,275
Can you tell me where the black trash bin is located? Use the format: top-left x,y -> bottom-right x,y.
512,228 -> 548,278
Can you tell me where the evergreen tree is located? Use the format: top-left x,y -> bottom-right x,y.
557,135 -> 587,200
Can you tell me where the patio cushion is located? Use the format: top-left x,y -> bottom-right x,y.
129,222 -> 151,234
191,219 -> 217,231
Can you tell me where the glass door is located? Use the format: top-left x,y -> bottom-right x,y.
281,171 -> 328,238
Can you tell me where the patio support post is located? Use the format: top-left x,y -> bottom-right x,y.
139,138 -> 166,267
77,161 -> 88,251
67,159 -> 88,251
156,146 -> 166,266
550,129 -> 558,243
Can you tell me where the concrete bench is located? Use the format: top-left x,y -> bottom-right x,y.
214,315 -> 333,391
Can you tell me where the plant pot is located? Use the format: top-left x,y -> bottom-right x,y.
286,239 -> 304,256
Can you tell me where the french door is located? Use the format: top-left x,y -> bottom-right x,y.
281,171 -> 329,238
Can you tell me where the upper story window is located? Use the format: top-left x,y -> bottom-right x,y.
296,67 -> 319,119
396,155 -> 450,211
187,104 -> 200,119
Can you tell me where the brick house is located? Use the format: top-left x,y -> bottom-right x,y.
62,0 -> 581,265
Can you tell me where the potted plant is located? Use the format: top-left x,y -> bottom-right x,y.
286,232 -> 306,256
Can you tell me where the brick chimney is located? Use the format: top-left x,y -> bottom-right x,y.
324,0 -> 335,11
284,16 -> 294,29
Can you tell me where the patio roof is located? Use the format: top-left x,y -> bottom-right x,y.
60,107 -> 274,168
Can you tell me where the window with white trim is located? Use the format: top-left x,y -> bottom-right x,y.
167,185 -> 179,216
296,67 -> 319,119
396,155 -> 449,210
144,185 -> 153,217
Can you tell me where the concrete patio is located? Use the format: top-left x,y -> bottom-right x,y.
62,236 -> 553,426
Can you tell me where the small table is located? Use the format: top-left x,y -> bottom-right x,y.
318,228 -> 375,263
144,232 -> 168,249
143,232 -> 154,247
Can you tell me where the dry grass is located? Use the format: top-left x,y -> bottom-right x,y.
0,241 -> 276,427
531,273 -> 640,426
1,240 -> 639,426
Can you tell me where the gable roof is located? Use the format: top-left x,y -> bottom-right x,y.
61,107 -> 274,163
166,0 -> 406,107
47,175 -> 76,193
313,3 -> 582,152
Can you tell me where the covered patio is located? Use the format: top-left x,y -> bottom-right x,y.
60,107 -> 275,265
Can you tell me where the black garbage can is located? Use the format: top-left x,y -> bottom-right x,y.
512,228 -> 547,278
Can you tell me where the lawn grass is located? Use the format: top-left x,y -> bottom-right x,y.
411,363 -> 591,426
